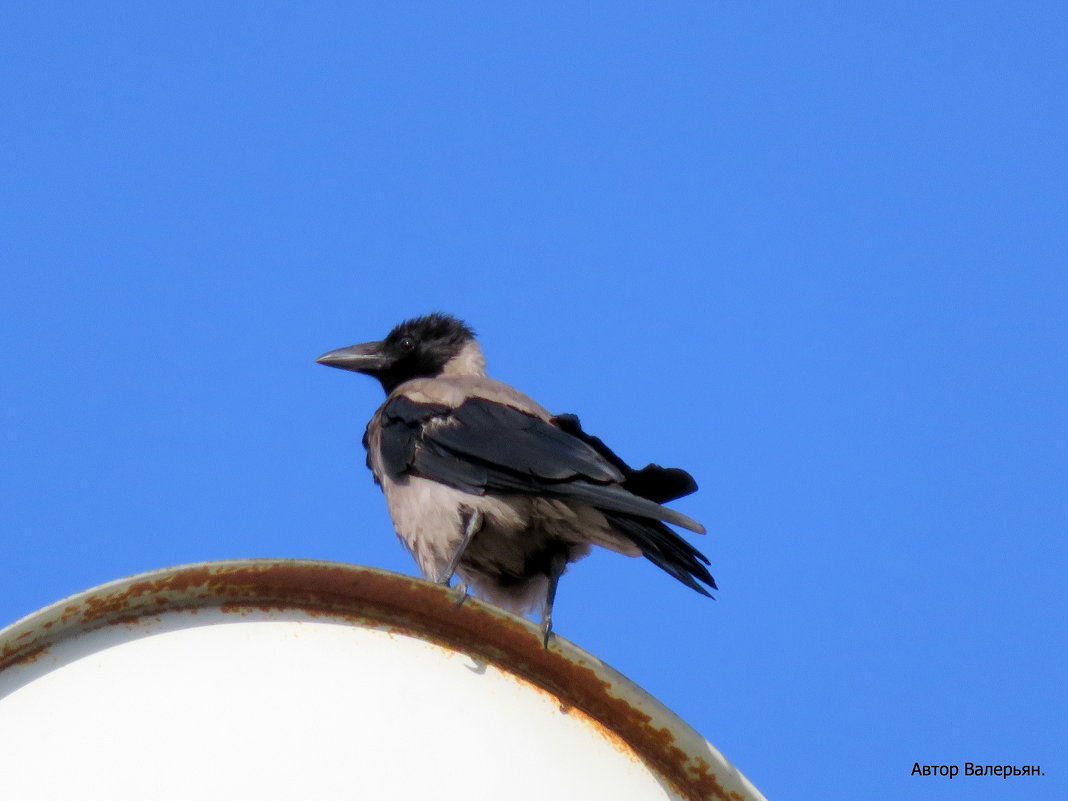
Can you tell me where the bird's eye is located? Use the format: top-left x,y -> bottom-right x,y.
399,337 -> 416,352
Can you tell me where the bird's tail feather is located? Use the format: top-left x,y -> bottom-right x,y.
605,513 -> 718,596
556,481 -> 706,534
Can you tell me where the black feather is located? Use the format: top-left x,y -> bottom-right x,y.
434,399 -> 623,484
553,413 -> 699,503
430,400 -> 703,530
605,513 -> 717,596
371,396 -> 704,533
374,395 -> 452,477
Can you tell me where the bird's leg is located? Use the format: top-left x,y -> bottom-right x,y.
437,505 -> 482,590
539,551 -> 569,649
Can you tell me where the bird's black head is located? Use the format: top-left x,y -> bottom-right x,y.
317,313 -> 477,394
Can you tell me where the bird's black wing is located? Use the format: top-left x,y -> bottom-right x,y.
376,395 -> 704,533
552,413 -> 698,503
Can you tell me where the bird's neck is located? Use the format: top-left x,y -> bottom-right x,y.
441,340 -> 487,377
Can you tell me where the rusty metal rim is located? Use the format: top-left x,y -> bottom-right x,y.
0,559 -> 763,801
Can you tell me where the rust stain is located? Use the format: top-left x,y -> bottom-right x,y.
0,642 -> 50,671
0,561 -> 746,801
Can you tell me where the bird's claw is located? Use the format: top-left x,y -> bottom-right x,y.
540,617 -> 554,649
450,580 -> 470,608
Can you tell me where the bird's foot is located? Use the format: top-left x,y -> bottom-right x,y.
538,550 -> 567,649
450,579 -> 470,609
540,616 -> 555,649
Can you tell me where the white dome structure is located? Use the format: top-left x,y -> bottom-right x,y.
0,560 -> 766,801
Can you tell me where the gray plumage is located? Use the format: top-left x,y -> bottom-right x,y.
317,313 -> 715,638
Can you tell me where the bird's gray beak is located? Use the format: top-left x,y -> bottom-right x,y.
315,341 -> 391,374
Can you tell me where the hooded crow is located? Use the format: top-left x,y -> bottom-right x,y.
317,313 -> 715,643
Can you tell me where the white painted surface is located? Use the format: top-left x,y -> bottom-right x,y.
0,609 -> 681,801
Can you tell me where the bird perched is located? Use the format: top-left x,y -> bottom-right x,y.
317,313 -> 715,644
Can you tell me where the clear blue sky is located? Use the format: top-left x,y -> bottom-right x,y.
2,4 -> 1065,798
